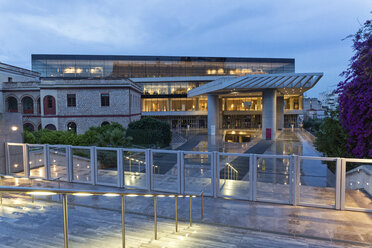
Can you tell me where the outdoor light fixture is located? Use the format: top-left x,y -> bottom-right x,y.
11,126 -> 18,131
103,193 -> 120,197
72,193 -> 93,196
27,192 -> 56,196
126,194 -> 138,197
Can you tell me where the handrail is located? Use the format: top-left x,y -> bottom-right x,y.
0,185 -> 203,248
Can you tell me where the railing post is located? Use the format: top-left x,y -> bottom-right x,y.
67,146 -> 73,182
5,143 -> 10,175
201,192 -> 204,220
44,145 -> 50,180
146,149 -> 152,192
23,144 -> 29,177
62,194 -> 69,248
154,195 -> 157,240
252,154 -> 257,201
91,146 -> 97,185
212,151 -> 218,198
175,196 -> 178,232
189,196 -> 192,227
118,149 -> 124,188
340,158 -> 346,210
289,155 -> 296,205
249,154 -> 254,201
178,151 -> 184,194
294,155 -> 300,206
336,158 -> 344,210
121,195 -> 125,248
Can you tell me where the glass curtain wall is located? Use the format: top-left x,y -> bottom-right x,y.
32,55 -> 295,78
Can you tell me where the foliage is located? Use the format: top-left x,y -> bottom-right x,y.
336,17 -> 372,158
302,118 -> 323,133
23,122 -> 132,148
314,111 -> 349,158
126,117 -> 172,147
80,122 -> 132,147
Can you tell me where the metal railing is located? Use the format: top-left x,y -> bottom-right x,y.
0,185 -> 203,248
3,142 -> 372,212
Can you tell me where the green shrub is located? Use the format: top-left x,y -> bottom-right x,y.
127,117 -> 172,147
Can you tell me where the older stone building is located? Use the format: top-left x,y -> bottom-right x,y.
1,62 -> 141,134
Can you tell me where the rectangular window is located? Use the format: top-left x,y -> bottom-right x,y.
67,94 -> 76,107
101,93 -> 110,107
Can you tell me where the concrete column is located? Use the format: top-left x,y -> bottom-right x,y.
262,89 -> 276,140
208,94 -> 221,151
289,97 -> 294,110
299,96 -> 303,110
208,94 -> 219,136
276,96 -> 284,130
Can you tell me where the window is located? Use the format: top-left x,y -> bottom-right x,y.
101,93 -> 110,106
47,96 -> 53,108
6,96 -> 18,112
101,121 -> 110,127
22,97 -> 34,114
8,77 -> 12,83
67,122 -> 77,133
67,94 -> 76,107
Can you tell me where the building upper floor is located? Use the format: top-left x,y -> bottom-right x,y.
32,54 -> 295,79
0,62 -> 40,83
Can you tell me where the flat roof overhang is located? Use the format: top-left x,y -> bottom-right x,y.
187,72 -> 323,97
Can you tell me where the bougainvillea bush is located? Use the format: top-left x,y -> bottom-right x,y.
337,18 -> 372,158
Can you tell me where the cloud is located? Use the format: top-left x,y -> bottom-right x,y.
0,0 -> 371,96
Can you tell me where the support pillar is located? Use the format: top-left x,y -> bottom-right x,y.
262,89 -> 277,140
207,94 -> 219,151
276,96 -> 284,130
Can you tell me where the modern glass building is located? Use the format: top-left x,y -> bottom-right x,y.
31,54 -> 295,78
31,54 -> 320,140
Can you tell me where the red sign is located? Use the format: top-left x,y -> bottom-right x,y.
266,128 -> 271,140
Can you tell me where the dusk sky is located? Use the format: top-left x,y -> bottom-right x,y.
0,0 -> 371,97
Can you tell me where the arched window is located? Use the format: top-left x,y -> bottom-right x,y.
43,95 -> 56,115
45,124 -> 56,130
101,121 -> 110,127
6,96 -> 18,112
67,122 -> 77,133
22,96 -> 34,114
23,123 -> 34,132
38,124 -> 42,130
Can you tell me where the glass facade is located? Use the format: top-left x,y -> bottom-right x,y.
32,55 -> 295,78
222,97 -> 262,111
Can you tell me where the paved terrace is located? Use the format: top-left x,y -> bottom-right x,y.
0,177 -> 371,247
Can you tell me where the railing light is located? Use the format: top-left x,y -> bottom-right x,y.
144,194 -> 153,197
3,176 -> 14,179
104,193 -> 120,197
73,193 -> 93,196
192,195 -> 197,198
168,195 -> 175,197
157,195 -> 165,197
126,194 -> 138,197
28,192 -> 56,196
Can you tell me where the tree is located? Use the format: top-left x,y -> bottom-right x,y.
314,110 -> 349,158
126,117 -> 172,147
337,17 -> 372,158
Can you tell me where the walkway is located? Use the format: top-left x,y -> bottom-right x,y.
0,177 -> 371,247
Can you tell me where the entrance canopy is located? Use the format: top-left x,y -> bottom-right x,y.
187,72 -> 323,97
